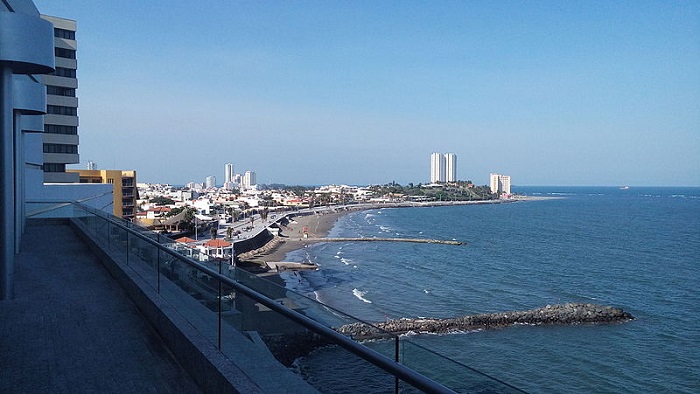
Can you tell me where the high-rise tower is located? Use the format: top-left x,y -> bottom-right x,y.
40,15 -> 79,183
490,173 -> 511,196
430,152 -> 446,183
444,153 -> 457,182
224,163 -> 234,184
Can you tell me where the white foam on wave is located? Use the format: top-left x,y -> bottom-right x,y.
340,257 -> 353,266
353,288 -> 372,303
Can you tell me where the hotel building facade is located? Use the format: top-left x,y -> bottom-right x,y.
40,15 -> 79,183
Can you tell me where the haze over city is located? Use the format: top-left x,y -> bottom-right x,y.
34,1 -> 700,187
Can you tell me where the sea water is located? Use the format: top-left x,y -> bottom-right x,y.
281,187 -> 700,393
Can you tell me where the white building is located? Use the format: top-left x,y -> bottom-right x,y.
431,152 -> 457,183
490,173 -> 511,196
445,153 -> 457,182
242,171 -> 256,190
223,163 -> 236,190
224,163 -> 233,183
430,152 -> 446,183
205,175 -> 216,189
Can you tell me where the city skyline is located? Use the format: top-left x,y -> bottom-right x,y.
33,1 -> 700,187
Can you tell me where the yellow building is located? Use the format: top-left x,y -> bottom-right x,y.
67,170 -> 137,219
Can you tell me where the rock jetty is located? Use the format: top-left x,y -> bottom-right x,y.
301,237 -> 463,245
336,303 -> 634,340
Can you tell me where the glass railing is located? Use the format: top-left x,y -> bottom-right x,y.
26,201 -> 524,393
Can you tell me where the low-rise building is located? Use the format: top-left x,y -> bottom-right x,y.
68,169 -> 138,219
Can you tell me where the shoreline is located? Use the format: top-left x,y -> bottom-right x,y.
244,209 -> 349,266
243,197 -> 558,268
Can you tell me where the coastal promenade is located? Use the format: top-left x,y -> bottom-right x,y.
0,220 -> 202,392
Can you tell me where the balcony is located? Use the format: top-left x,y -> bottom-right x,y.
10,201 -> 523,393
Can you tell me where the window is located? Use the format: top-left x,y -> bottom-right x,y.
54,28 -> 75,40
46,86 -> 76,97
54,48 -> 76,59
43,163 -> 66,173
49,67 -> 76,78
44,125 -> 77,135
43,143 -> 78,154
46,105 -> 77,116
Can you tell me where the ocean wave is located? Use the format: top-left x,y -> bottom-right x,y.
352,288 -> 372,303
340,257 -> 353,265
398,328 -> 484,338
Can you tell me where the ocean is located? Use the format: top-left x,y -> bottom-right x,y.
280,187 -> 700,393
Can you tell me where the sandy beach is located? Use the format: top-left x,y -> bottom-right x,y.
244,210 -> 349,265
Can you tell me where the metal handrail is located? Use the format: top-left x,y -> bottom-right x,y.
26,191 -> 115,217
74,202 -> 457,394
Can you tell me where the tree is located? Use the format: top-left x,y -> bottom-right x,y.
210,225 -> 217,239
150,196 -> 174,206
166,207 -> 184,217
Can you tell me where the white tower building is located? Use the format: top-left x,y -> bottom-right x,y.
242,171 -> 256,190
445,153 -> 457,182
224,163 -> 233,183
223,163 -> 234,190
430,153 -> 446,183
205,175 -> 216,189
490,173 -> 511,196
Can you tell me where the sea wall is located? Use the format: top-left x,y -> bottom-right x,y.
336,303 -> 635,339
233,229 -> 273,258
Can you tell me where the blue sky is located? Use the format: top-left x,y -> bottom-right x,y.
34,1 -> 699,186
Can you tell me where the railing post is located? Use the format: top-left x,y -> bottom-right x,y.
218,259 -> 222,350
395,336 -> 400,394
157,233 -> 161,294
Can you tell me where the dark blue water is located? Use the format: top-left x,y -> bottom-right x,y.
282,187 -> 700,392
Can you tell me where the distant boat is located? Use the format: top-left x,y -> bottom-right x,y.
620,186 -> 630,190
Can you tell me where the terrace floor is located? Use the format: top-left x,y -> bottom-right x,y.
0,220 -> 202,393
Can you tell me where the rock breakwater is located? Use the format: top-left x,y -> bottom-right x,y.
336,303 -> 634,340
301,237 -> 463,245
